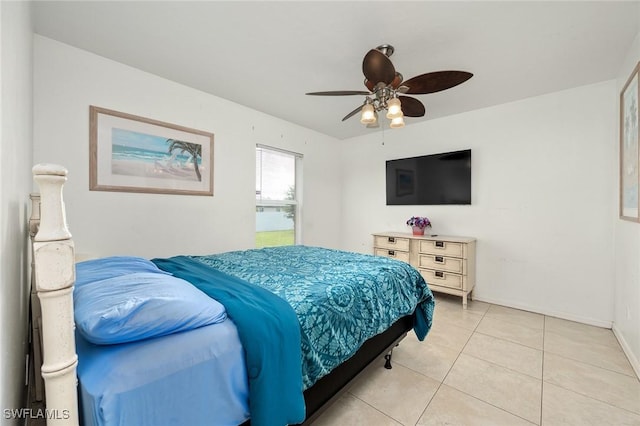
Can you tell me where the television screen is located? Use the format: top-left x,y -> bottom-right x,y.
386,149 -> 471,205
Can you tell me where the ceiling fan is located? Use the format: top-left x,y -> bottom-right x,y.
306,44 -> 473,129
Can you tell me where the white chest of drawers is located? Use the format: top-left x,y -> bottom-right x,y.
373,232 -> 476,307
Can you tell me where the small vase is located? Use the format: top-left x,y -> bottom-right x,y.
412,226 -> 425,236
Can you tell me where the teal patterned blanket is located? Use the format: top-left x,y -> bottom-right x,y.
193,245 -> 434,388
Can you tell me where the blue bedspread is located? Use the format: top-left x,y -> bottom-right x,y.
152,256 -> 305,426
191,245 -> 435,388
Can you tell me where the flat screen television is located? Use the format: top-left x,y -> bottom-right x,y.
386,149 -> 471,205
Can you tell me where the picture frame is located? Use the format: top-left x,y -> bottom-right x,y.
395,169 -> 415,197
620,63 -> 640,222
89,106 -> 214,196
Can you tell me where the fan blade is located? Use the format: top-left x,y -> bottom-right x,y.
362,49 -> 396,85
403,71 -> 473,95
342,105 -> 363,122
399,96 -> 426,117
306,90 -> 371,96
391,72 -> 403,89
364,79 -> 375,92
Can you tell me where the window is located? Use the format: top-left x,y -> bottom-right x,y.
255,145 -> 302,248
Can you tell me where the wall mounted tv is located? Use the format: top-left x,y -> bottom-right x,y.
386,149 -> 471,205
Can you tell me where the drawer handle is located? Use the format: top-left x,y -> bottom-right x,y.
435,241 -> 445,248
435,256 -> 444,263
388,250 -> 395,256
388,237 -> 396,243
434,271 -> 445,278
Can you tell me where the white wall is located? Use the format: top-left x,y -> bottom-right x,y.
340,81 -> 617,327
30,17 -> 638,378
614,31 -> 640,376
33,36 -> 342,259
1,1 -> 33,420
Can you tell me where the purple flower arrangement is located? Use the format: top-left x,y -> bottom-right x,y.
406,216 -> 432,229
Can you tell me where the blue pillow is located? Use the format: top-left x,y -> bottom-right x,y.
75,256 -> 171,288
74,272 -> 227,345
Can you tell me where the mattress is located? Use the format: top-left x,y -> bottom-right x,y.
74,246 -> 434,426
186,245 -> 435,388
76,319 -> 249,426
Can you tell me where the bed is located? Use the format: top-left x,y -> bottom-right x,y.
30,164 -> 434,426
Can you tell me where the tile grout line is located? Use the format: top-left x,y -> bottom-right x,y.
486,306 -> 635,380
412,384 -> 440,425
314,296 -> 639,425
449,304 -> 545,379
472,329 -> 543,351
345,391 -> 406,425
542,318 -> 640,419
435,301 -> 540,426
539,381 -> 640,418
543,328 -> 626,352
437,300 -> 488,384
546,351 -> 640,380
460,351 -> 543,381
542,348 -> 638,378
495,306 -> 640,420
443,349 -> 543,424
441,386 -> 539,426
542,354 -> 640,416
542,330 -> 637,378
409,298 -> 491,425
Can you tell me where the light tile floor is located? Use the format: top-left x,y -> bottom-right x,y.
311,294 -> 640,426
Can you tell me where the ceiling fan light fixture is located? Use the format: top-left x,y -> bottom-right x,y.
360,103 -> 376,124
366,110 -> 379,128
386,97 -> 402,119
389,115 -> 405,129
306,44 -> 472,131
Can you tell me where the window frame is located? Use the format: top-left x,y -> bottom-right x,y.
255,144 -> 303,246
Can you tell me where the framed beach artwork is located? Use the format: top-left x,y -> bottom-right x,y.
620,63 -> 640,222
90,106 -> 214,196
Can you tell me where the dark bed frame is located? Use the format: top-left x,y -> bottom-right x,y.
241,314 -> 414,425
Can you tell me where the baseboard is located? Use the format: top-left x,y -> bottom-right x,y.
612,323 -> 640,379
471,295 -> 613,329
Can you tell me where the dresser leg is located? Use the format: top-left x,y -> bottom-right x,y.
462,293 -> 468,309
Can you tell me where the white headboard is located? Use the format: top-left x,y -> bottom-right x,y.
31,164 -> 79,426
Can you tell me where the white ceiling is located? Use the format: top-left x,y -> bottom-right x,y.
33,1 -> 639,140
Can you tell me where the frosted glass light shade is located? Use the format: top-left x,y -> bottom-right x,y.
386,97 -> 402,119
360,104 -> 376,124
389,115 -> 405,128
366,111 -> 379,128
